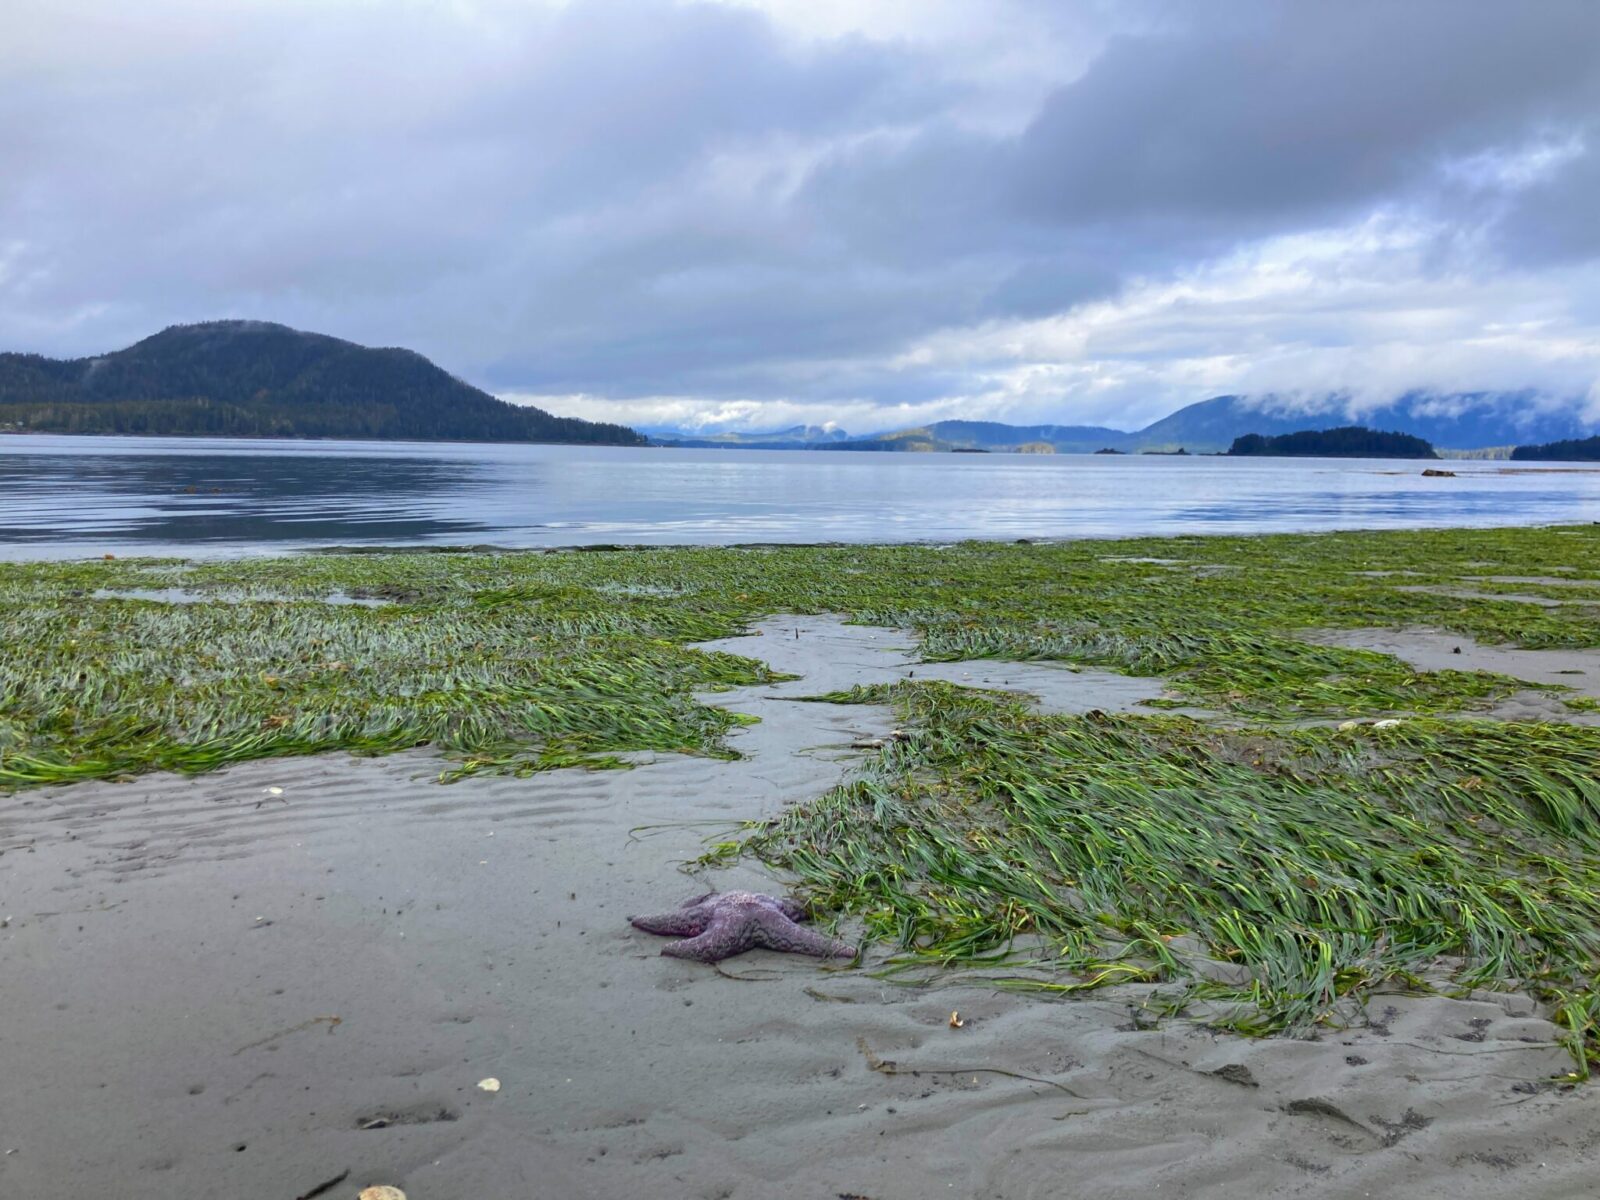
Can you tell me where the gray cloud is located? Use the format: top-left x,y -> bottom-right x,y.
1487,134 -> 1600,267
2,0 -> 1598,431
1016,3 -> 1600,227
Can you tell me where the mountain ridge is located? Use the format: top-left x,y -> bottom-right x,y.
649,392 -> 1594,455
646,423 -> 855,448
1125,392 -> 1591,454
4,328 -> 1588,455
0,321 -> 644,445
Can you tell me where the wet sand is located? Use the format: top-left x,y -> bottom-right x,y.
1394,585 -> 1600,609
3,616 -> 1597,1199
1303,626 -> 1600,724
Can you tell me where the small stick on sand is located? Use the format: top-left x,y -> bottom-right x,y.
294,1168 -> 351,1200
855,1036 -> 1086,1099
231,1015 -> 342,1056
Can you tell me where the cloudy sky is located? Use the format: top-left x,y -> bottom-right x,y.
4,0 -> 1598,433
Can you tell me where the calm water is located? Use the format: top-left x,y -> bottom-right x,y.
1,434 -> 1596,559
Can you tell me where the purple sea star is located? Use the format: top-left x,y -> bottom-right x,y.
629,891 -> 856,963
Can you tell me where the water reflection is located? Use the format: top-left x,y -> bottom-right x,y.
0,435 -> 1596,559
0,447 -> 495,545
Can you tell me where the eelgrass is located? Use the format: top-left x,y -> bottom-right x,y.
5,525 -> 1600,1065
9,531 -> 1600,1056
0,598 -> 775,785
744,682 -> 1600,1072
3,524 -> 1597,788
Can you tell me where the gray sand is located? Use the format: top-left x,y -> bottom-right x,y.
90,587 -> 392,607
1304,626 -> 1600,723
2,616 -> 1596,1199
1394,585 -> 1600,609
1463,574 -> 1596,588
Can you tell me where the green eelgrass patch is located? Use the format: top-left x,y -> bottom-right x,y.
744,682 -> 1600,1072
0,599 -> 776,786
3,523 -> 1598,789
5,524 -> 1600,1066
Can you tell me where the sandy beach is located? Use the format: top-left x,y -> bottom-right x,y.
1303,626 -> 1600,725
9,0 -> 1600,1191
3,614 -> 1597,1199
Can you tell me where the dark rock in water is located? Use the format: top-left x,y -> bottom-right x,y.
1422,468 -> 1457,477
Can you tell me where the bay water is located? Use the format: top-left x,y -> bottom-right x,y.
2,434 -> 1596,559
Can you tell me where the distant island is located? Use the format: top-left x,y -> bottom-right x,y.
0,321 -> 644,445
647,392 -> 1595,456
1227,426 -> 1437,459
1510,435 -> 1600,462
647,424 -> 852,449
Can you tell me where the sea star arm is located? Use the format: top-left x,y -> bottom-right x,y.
630,909 -> 708,936
659,909 -> 762,961
629,893 -> 716,936
777,898 -> 808,922
752,915 -> 856,959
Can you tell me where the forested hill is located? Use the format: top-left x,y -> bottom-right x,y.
0,321 -> 644,444
1227,426 -> 1438,459
1510,435 -> 1600,461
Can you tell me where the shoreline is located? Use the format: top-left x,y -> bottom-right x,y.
4,616 -> 1596,1199
4,528 -> 1600,1196
4,512 -> 1600,566
8,428 -> 1600,466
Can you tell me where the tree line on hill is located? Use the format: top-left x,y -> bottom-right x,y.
1222,425 -> 1600,462
1510,435 -> 1600,461
0,321 -> 644,445
1227,427 -> 1438,458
